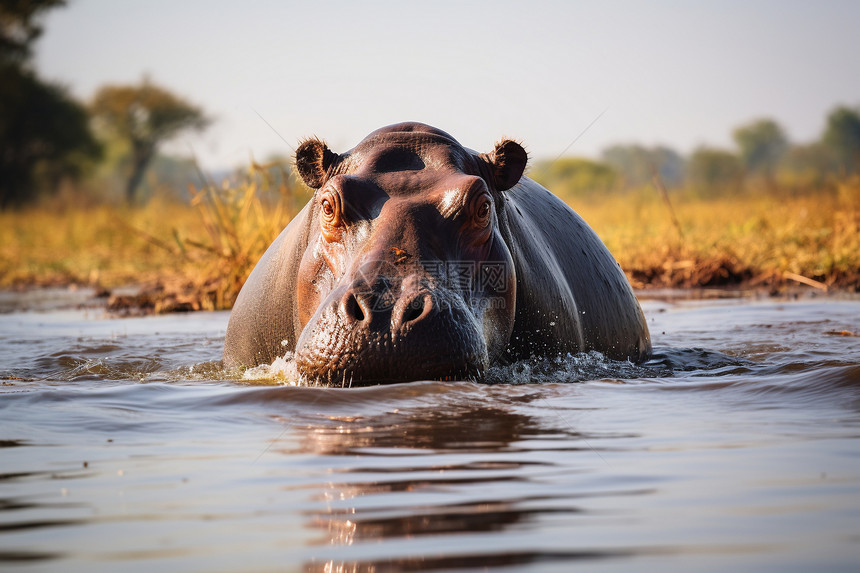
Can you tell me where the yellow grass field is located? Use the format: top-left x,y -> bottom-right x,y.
1,173 -> 858,312
574,178 -> 859,290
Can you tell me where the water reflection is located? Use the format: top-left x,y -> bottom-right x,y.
280,397 -> 615,571
296,404 -> 536,454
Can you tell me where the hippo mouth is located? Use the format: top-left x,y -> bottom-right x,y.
295,339 -> 486,386
294,297 -> 490,386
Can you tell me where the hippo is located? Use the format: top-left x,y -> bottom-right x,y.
223,122 -> 650,384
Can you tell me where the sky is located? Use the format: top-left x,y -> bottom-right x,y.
35,0 -> 860,171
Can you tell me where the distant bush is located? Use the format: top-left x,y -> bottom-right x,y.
602,144 -> 685,188
732,118 -> 788,180
776,143 -> 838,191
529,157 -> 619,202
822,105 -> 860,175
686,147 -> 745,197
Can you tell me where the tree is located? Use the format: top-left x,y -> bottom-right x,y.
529,157 -> 618,201
0,0 -> 100,206
0,68 -> 100,205
779,143 -> 837,188
91,80 -> 209,202
687,147 -> 744,197
821,105 -> 860,175
602,144 -> 685,188
0,0 -> 65,63
732,118 -> 788,180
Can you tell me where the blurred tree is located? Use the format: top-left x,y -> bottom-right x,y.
687,147 -> 744,197
0,0 -> 65,63
91,80 -> 209,203
778,143 -> 837,189
650,146 -> 685,188
732,118 -> 788,181
821,105 -> 860,175
0,0 -> 100,206
529,157 -> 618,201
0,69 -> 101,205
602,144 -> 685,188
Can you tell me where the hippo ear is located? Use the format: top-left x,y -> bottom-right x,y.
487,139 -> 528,191
295,138 -> 339,189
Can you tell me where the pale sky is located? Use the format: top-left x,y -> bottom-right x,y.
36,0 -> 860,171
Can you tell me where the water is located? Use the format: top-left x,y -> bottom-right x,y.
1,291 -> 859,572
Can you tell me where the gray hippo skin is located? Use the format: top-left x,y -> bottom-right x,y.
223,123 -> 650,384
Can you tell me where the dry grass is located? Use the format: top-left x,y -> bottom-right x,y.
0,161 -> 309,311
173,160 -> 307,310
575,177 -> 860,290
1,195 -> 195,288
1,173 -> 858,313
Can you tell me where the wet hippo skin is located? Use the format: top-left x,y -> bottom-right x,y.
223,123 -> 650,384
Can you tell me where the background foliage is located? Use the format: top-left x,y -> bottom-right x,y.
1,2 -> 858,304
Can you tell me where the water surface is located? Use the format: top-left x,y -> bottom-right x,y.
1,292 -> 859,571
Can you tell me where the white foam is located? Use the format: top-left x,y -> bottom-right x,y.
242,352 -> 303,385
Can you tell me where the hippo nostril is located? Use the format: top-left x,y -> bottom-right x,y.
403,297 -> 425,324
397,292 -> 432,330
342,292 -> 366,323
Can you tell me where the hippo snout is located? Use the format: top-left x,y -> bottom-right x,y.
340,276 -> 434,333
295,274 -> 488,385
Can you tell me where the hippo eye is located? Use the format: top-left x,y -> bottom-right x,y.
321,199 -> 334,217
319,191 -> 343,241
474,196 -> 492,227
319,191 -> 340,224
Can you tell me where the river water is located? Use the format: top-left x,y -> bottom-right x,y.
1,291 -> 859,572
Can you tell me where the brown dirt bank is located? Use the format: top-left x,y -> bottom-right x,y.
627,255 -> 859,294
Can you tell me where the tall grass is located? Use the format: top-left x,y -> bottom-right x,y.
0,160 -> 309,310
177,160 -> 307,309
1,172 -> 857,312
575,177 -> 860,289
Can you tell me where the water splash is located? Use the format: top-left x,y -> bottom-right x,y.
234,349 -> 681,388
485,350 -> 673,385
242,352 -> 303,385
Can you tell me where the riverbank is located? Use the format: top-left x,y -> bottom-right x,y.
2,180 -> 857,314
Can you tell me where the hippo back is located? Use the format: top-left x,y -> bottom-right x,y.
501,177 -> 650,362
223,203 -> 312,368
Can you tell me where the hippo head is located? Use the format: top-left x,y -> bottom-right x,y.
292,122 -> 527,385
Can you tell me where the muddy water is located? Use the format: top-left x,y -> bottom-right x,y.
1,292 -> 859,572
